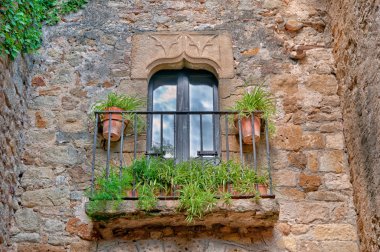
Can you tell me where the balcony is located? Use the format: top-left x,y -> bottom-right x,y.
85,110 -> 278,237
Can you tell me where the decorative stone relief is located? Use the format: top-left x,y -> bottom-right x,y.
131,31 -> 234,79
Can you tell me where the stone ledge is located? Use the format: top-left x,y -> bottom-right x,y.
86,199 -> 279,239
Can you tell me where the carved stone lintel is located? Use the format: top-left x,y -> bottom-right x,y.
131,31 -> 235,79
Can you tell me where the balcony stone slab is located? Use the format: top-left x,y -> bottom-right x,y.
86,198 -> 279,239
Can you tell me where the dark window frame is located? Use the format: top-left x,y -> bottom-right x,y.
147,69 -> 219,161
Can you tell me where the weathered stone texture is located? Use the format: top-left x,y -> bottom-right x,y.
2,0 -> 362,251
0,56 -> 31,250
328,0 -> 380,250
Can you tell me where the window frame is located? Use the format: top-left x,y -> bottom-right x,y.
147,69 -> 219,161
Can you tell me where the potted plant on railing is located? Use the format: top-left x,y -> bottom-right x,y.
91,92 -> 144,142
231,84 -> 276,144
256,172 -> 269,196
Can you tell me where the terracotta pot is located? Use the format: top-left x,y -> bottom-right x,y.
102,107 -> 129,142
162,185 -> 181,197
234,115 -> 261,144
257,184 -> 268,196
125,189 -> 138,198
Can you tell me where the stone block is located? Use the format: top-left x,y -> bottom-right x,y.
309,224 -> 358,241
306,151 -> 319,172
15,208 -> 40,232
297,241 -> 321,252
38,87 -> 61,96
306,191 -> 346,202
21,167 -> 55,190
12,233 -> 40,243
295,203 -> 329,224
273,125 -> 303,151
280,202 -> 329,224
326,133 -> 344,149
277,188 -> 305,200
17,243 -> 66,252
302,133 -> 325,149
299,173 -> 321,192
291,224 -> 310,235
287,152 -> 307,169
285,20 -> 303,32
44,219 -> 65,233
21,187 -> 69,207
35,112 -> 47,128
305,74 -> 338,95
273,169 -> 299,187
58,111 -> 88,133
29,96 -> 60,110
270,74 -> 299,96
324,173 -> 352,190
61,96 -> 79,110
31,76 -> 46,87
276,222 -> 291,235
41,145 -> 82,166
66,218 -> 96,241
319,150 -> 344,173
320,241 -> 359,252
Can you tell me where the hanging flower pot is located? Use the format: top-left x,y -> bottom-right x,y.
102,107 -> 128,142
257,184 -> 268,196
234,115 -> 261,144
231,84 -> 276,145
91,92 -> 145,142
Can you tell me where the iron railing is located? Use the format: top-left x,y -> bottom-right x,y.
90,111 -> 274,199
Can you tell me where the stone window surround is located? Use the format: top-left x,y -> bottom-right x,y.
130,31 -> 235,81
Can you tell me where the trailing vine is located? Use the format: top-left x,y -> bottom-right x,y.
0,0 -> 88,60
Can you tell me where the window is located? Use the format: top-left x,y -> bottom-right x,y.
148,69 -> 219,161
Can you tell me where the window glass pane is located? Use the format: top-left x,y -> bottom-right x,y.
189,81 -> 214,157
152,84 -> 176,157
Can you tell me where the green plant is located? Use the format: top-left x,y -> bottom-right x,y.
85,166 -> 133,215
178,183 -> 216,223
0,0 -> 88,60
87,157 -> 267,223
91,92 -> 145,125
232,83 -> 276,134
137,182 -> 158,211
91,92 -> 145,113
256,172 -> 269,185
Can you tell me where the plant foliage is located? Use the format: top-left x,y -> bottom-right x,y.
232,82 -> 276,134
87,157 -> 269,222
91,92 -> 145,112
0,0 -> 88,60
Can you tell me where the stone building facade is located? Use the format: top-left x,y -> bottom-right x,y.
0,0 -> 378,251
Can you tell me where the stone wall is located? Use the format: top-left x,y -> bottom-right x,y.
10,0 -> 360,251
327,1 -> 380,251
0,55 -> 31,250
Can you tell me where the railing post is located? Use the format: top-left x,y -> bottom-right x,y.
160,113 -> 163,154
265,119 -> 273,195
106,112 -> 112,179
134,113 -> 137,160
238,115 -> 244,166
119,115 -> 125,180
225,114 -> 229,162
90,113 -> 99,194
251,112 -> 257,174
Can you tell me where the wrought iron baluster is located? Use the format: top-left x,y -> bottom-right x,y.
265,118 -> 273,195
106,112 -> 112,179
90,113 -> 99,194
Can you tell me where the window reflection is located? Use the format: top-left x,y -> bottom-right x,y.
150,70 -> 217,160
152,85 -> 176,158
189,83 -> 214,157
